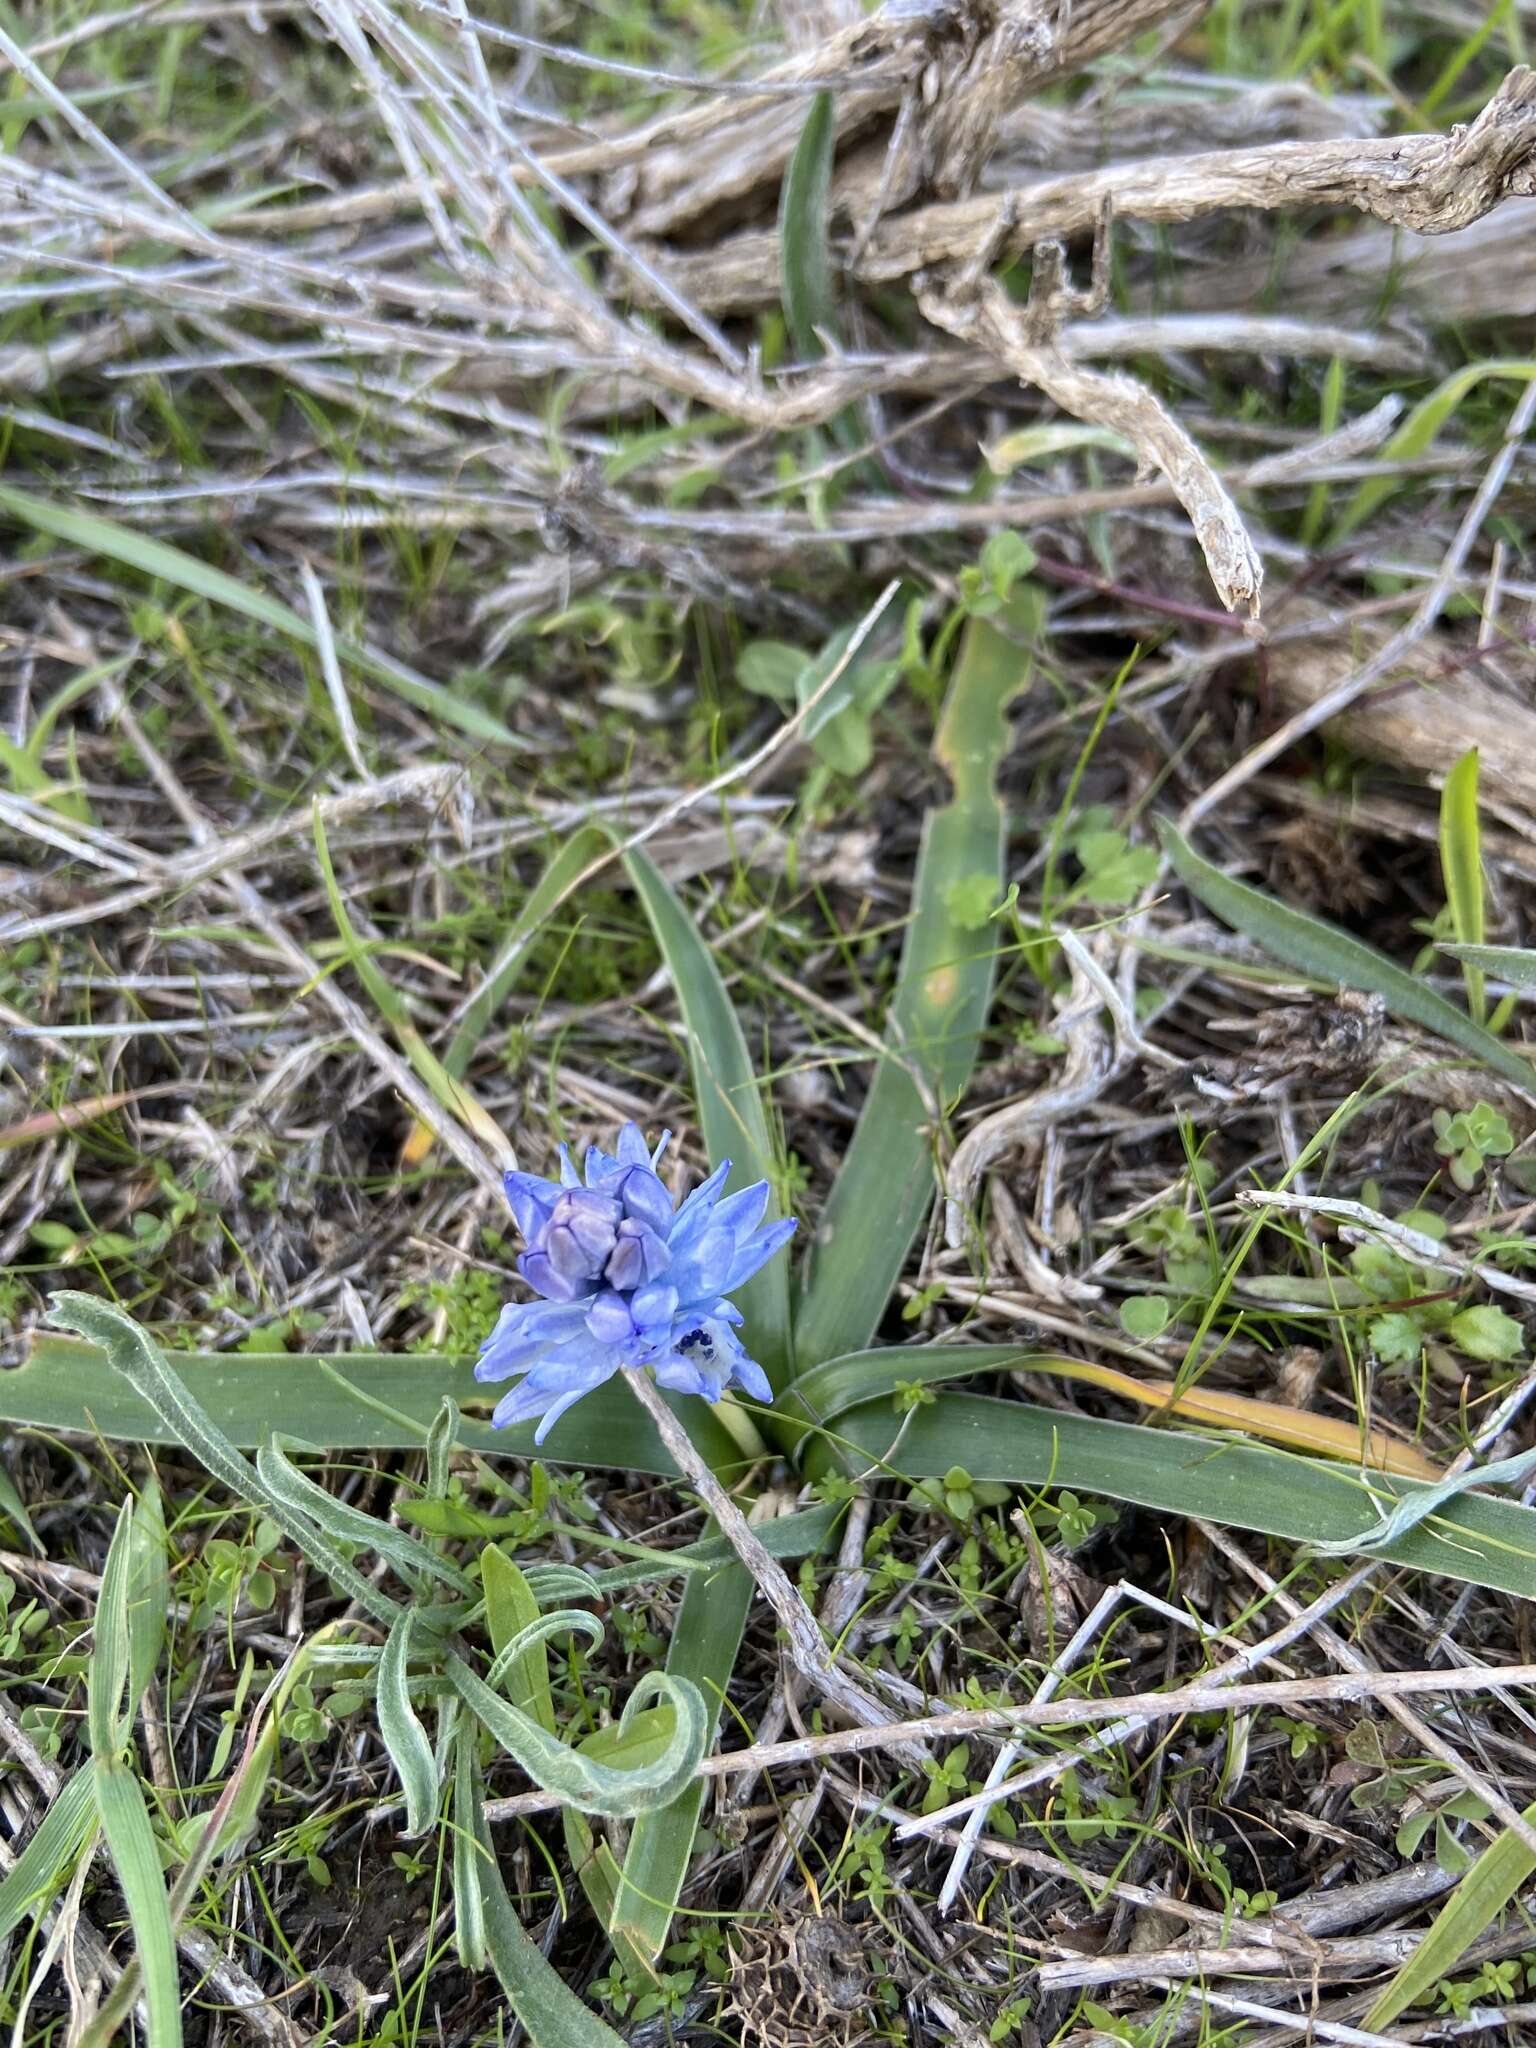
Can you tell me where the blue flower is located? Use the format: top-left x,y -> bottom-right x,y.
477,1123 -> 795,1442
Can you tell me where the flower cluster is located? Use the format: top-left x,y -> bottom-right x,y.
477,1124 -> 795,1442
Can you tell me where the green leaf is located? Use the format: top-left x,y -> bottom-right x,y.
1440,943 -> 1536,995
1450,1303 -> 1523,1363
257,1434 -> 475,1595
377,1610 -> 440,1837
602,1562 -> 756,1973
89,1497 -> 136,1757
0,1765 -> 100,1944
446,1651 -> 707,1818
623,848 -> 792,1391
779,89 -> 838,360
1440,749 -> 1486,1022
1119,1296 -> 1172,1340
737,641 -> 805,704
405,825 -> 611,1169
1158,821 -> 1532,1090
790,1353 -> 1536,1597
462,1744 -> 626,2047
0,481 -> 519,747
451,1715 -> 487,1972
8,1332 -> 750,1473
482,1548 -> 556,1734
797,614 -> 1035,1365
1366,1800 -> 1536,2028
126,1480 -> 169,1719
95,1760 -> 183,2048
44,1296 -> 400,1628
1331,361 -> 1536,541
0,1462 -> 40,1552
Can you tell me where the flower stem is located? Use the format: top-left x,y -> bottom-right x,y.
622,1368 -> 926,1766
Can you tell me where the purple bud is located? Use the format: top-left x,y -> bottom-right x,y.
605,1219 -> 670,1291
548,1189 -> 621,1266
519,1250 -> 586,1303
615,1165 -> 674,1237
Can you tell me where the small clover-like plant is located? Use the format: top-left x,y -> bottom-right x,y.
1433,1101 -> 1514,1191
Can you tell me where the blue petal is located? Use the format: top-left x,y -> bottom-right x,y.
667,1226 -> 735,1302
615,1122 -> 651,1167
710,1180 -> 770,1244
476,1300 -> 589,1381
616,1165 -> 675,1236
652,1354 -> 714,1400
585,1290 -> 634,1345
584,1142 -> 619,1185
726,1348 -> 772,1404
724,1216 -> 798,1292
503,1169 -> 559,1241
650,1129 -> 673,1168
558,1146 -> 582,1189
669,1161 -> 731,1238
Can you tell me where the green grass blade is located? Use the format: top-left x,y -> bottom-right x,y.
1158,820 -> 1532,1089
403,824 -> 612,1167
451,1715 -> 488,1971
0,1765 -> 100,1944
0,1462 -> 40,1552
797,614 -> 1034,1366
463,1747 -> 626,2048
94,1761 -> 183,2048
624,847 -> 792,1388
1440,748 -> 1486,1022
0,481 -> 519,747
605,1561 -> 755,1973
779,88 -> 837,359
1441,942 -> 1536,994
1365,1802 -> 1536,2028
8,1333 -> 749,1472
817,1390 -> 1536,1597
89,1497 -> 136,1757
313,808 -> 509,1158
126,1480 -> 168,1721
1330,360 -> 1536,542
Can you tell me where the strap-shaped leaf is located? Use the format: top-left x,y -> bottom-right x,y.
46,1294 -> 401,1627
519,1562 -> 603,1606
1159,820 -> 1533,1088
484,1604 -> 602,1705
378,1611 -> 440,1838
814,1389 -> 1536,1598
780,89 -> 838,360
258,1435 -> 474,1596
425,1396 -> 459,1501
446,1654 -> 707,1819
12,1334 -> 749,1473
624,847 -> 792,1389
797,613 -> 1033,1365
451,1714 -> 488,1972
461,1741 -> 626,2047
484,1549 -> 560,1733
